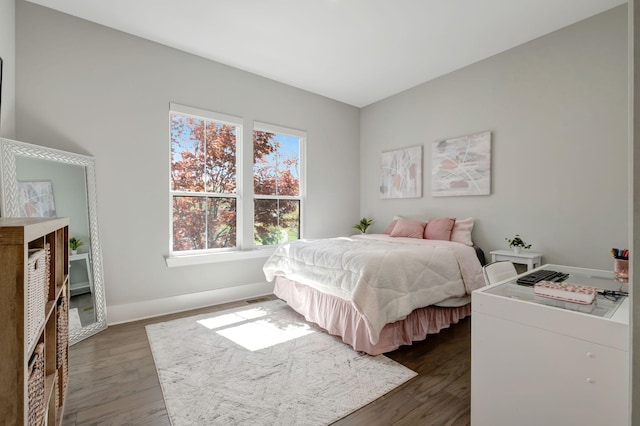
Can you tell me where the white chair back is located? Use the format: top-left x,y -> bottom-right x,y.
483,261 -> 518,285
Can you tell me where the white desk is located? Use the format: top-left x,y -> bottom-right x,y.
490,249 -> 542,270
471,264 -> 629,426
69,253 -> 94,295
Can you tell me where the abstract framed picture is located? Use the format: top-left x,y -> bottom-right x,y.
432,131 -> 491,197
18,181 -> 57,217
380,145 -> 422,199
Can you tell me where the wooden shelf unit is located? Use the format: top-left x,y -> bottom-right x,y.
0,217 -> 70,426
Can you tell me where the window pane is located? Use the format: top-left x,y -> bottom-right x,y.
171,112 -> 237,195
205,121 -> 237,194
279,199 -> 300,241
253,131 -> 277,196
173,196 -> 206,251
276,135 -> 300,196
253,131 -> 300,196
207,197 -> 236,248
171,114 -> 205,192
254,199 -> 300,246
173,196 -> 237,251
254,199 -> 277,245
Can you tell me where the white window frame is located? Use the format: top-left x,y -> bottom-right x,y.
168,103 -> 244,259
165,106 -> 306,267
253,121 -> 306,248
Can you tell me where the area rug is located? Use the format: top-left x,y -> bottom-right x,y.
146,299 -> 417,425
69,307 -> 82,332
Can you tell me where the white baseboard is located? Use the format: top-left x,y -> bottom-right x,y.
106,281 -> 275,325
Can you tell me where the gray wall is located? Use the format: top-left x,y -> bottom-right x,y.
360,5 -> 629,271
0,0 -> 15,138
15,1 -> 360,311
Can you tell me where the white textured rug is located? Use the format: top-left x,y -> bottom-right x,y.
69,307 -> 82,332
146,300 -> 416,426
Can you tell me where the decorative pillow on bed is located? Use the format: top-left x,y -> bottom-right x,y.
389,217 -> 426,238
424,217 -> 456,240
383,216 -> 401,234
450,217 -> 474,246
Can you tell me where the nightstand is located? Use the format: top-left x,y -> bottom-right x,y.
69,252 -> 94,295
489,249 -> 542,271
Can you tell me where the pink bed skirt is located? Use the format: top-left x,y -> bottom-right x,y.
273,276 -> 472,355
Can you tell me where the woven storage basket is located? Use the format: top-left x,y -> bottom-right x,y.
27,343 -> 46,426
26,248 -> 49,350
54,374 -> 59,413
56,294 -> 68,369
61,355 -> 68,406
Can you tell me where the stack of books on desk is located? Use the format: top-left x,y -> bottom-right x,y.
533,280 -> 598,305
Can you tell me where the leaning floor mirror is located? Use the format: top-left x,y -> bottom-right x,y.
0,138 -> 107,344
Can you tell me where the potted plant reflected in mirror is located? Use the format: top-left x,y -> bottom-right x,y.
505,234 -> 532,254
353,217 -> 374,234
69,237 -> 83,255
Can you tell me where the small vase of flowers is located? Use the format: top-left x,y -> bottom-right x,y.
505,234 -> 531,254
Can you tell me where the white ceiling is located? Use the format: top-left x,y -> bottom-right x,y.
26,0 -> 626,107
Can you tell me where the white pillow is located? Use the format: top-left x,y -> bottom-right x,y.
383,215 -> 402,234
450,217 -> 474,246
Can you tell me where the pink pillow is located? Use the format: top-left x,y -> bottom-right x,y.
450,217 -> 474,246
424,217 -> 456,240
389,217 -> 426,239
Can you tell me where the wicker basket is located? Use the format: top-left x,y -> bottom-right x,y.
56,294 -> 69,369
27,343 -> 46,426
54,374 -> 59,413
60,355 -> 68,407
26,248 -> 49,350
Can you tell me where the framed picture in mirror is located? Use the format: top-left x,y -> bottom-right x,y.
17,180 -> 56,217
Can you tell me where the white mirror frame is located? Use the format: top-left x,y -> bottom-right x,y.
0,138 -> 107,344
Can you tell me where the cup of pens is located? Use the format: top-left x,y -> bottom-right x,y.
611,248 -> 629,283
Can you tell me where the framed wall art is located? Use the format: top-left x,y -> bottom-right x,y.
380,145 -> 422,199
432,131 -> 491,197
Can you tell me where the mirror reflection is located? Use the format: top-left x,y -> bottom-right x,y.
15,157 -> 96,333
0,138 -> 107,344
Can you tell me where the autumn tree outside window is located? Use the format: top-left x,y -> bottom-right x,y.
253,123 -> 303,246
170,104 -> 304,255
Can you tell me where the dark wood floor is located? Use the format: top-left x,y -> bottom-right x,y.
62,297 -> 471,425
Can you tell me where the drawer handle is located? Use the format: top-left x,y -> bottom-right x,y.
586,352 -> 595,358
586,377 -> 595,384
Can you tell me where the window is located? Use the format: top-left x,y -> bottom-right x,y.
169,105 -> 304,256
170,104 -> 242,253
253,123 -> 304,246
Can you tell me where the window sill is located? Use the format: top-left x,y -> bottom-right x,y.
165,248 -> 275,268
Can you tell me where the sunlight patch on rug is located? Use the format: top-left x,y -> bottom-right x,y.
146,300 -> 417,425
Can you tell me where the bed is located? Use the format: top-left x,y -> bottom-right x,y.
263,218 -> 486,355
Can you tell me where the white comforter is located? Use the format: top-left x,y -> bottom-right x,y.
263,234 -> 484,344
